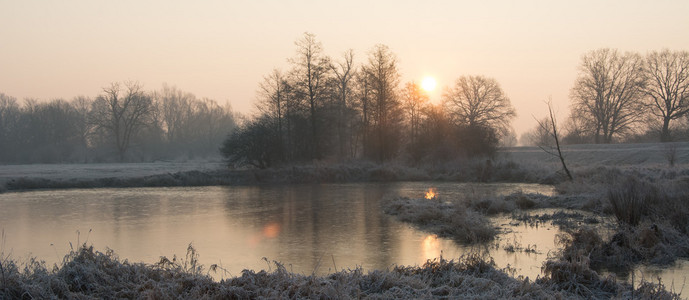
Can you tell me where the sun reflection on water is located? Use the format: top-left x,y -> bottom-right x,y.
422,234 -> 441,260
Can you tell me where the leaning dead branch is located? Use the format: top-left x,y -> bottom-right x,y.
535,98 -> 573,181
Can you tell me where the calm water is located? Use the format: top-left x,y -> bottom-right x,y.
1,182 -> 685,287
0,182 -> 551,277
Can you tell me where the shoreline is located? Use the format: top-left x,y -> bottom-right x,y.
0,159 -> 548,193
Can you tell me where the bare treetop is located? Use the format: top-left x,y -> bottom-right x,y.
442,75 -> 516,136
643,49 -> 689,142
570,48 -> 646,143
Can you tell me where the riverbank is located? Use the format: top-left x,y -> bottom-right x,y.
2,142 -> 688,193
0,159 -> 547,193
0,245 -> 679,299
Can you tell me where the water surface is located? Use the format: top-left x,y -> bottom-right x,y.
1,182 -> 553,279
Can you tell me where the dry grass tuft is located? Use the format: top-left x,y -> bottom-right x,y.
607,176 -> 658,226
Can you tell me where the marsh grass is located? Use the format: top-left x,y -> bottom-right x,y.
383,197 -> 497,243
512,210 -> 603,231
607,176 -> 656,226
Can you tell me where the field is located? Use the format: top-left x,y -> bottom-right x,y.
503,142 -> 689,168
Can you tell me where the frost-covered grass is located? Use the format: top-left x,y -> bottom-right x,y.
383,197 -> 497,243
2,142 -> 687,193
551,173 -> 689,273
0,245 -> 680,299
383,163 -> 689,295
0,159 -> 545,193
504,142 -> 689,168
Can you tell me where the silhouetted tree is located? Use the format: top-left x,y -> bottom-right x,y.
157,84 -> 194,146
353,71 -> 373,158
443,75 -> 515,156
221,116 -> 279,169
289,32 -> 331,159
0,93 -> 20,162
91,81 -> 155,161
362,44 -> 402,161
642,49 -> 689,142
443,75 -> 516,137
71,96 -> 94,162
570,48 -> 646,143
256,69 -> 289,161
330,49 -> 357,158
415,103 -> 454,162
402,81 -> 429,148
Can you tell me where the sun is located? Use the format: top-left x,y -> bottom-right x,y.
421,77 -> 437,92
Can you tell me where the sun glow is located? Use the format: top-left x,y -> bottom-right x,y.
421,77 -> 437,92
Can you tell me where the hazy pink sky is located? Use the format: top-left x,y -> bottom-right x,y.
1,0 -> 688,135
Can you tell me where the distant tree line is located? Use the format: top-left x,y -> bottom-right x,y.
222,33 -> 516,168
0,82 -> 236,163
523,48 -> 689,146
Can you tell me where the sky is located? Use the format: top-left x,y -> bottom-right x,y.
1,0 -> 688,137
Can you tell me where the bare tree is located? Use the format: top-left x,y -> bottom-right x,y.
642,49 -> 689,142
71,96 -> 94,162
352,70 -> 372,158
191,98 -> 235,155
0,93 -> 20,161
362,44 -> 402,161
330,49 -> 356,158
157,84 -> 194,145
536,99 -> 572,180
256,69 -> 288,160
289,32 -> 331,158
570,48 -> 646,143
521,117 -> 552,147
402,81 -> 429,146
442,75 -> 516,136
91,81 -> 155,161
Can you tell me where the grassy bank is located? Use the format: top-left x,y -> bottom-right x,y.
0,245 -> 679,299
1,159 -> 546,193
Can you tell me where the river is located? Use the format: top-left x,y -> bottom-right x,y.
1,182 -> 686,290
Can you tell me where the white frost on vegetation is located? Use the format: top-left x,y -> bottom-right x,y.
1,245 -> 680,299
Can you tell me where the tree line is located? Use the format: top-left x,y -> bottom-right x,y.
0,82 -> 236,163
221,33 -> 517,168
4,35 -> 683,166
523,48 -> 689,146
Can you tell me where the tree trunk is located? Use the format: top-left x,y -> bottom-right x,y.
661,117 -> 671,142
